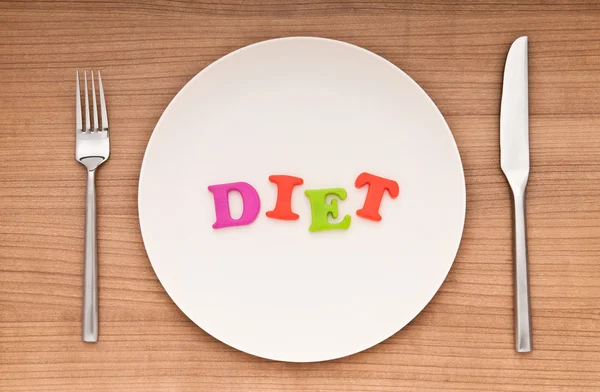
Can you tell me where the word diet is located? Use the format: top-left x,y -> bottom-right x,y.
208,173 -> 399,232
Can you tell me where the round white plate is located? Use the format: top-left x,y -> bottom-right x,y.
139,37 -> 465,362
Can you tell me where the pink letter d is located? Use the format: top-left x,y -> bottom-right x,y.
207,182 -> 261,229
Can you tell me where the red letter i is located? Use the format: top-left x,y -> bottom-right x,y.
266,175 -> 304,221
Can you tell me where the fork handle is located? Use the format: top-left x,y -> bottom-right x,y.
512,188 -> 532,352
83,169 -> 98,343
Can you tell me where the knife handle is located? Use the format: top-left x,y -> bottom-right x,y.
512,188 -> 532,352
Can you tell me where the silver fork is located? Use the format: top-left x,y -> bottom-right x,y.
75,70 -> 110,343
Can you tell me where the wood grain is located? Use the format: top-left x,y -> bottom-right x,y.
1,1 -> 600,391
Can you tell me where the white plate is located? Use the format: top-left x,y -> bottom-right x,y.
139,37 -> 465,362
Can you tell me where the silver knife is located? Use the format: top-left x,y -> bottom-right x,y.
500,36 -> 532,353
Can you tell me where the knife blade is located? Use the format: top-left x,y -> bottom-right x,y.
501,36 -> 530,180
500,36 -> 533,353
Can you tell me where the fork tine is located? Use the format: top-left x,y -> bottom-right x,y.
98,71 -> 108,132
91,71 -> 99,132
84,71 -> 91,132
76,71 -> 82,133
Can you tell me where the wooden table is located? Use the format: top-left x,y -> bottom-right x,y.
1,1 -> 600,391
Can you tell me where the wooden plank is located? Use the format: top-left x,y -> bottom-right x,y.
1,1 -> 599,391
